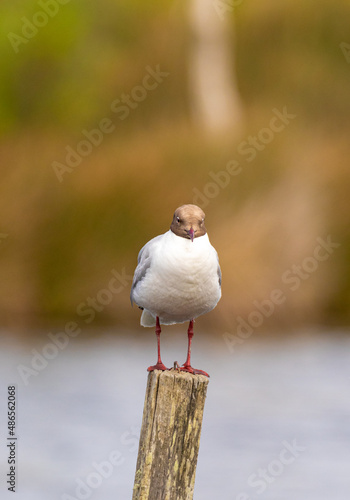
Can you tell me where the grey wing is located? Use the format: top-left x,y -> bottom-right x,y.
217,262 -> 222,287
215,250 -> 222,287
130,234 -> 162,306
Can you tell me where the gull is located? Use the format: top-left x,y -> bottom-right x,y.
130,204 -> 221,377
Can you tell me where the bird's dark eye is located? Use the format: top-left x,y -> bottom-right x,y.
176,217 -> 181,223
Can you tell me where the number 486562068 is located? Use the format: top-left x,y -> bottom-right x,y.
7,386 -> 16,436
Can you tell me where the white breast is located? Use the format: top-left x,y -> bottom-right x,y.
133,230 -> 221,325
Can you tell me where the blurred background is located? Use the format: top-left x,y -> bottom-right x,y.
1,1 -> 350,499
0,0 -> 349,331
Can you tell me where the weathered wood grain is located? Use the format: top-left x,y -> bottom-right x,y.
132,370 -> 209,500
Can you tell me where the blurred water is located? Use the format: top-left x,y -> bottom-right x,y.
1,328 -> 350,500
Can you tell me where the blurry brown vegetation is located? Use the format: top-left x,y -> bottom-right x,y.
0,0 -> 349,333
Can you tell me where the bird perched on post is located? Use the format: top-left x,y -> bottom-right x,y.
130,204 -> 221,377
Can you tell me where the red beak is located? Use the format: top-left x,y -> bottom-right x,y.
188,227 -> 195,242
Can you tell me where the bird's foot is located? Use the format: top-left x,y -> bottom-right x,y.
147,362 -> 168,372
179,363 -> 210,378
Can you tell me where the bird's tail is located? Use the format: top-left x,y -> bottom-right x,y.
140,309 -> 157,327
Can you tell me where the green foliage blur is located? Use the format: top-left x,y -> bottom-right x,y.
1,0 -> 349,332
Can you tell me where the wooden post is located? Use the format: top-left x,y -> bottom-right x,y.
132,369 -> 209,500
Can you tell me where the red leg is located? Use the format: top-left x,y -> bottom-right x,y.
179,320 -> 209,377
148,317 -> 168,371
